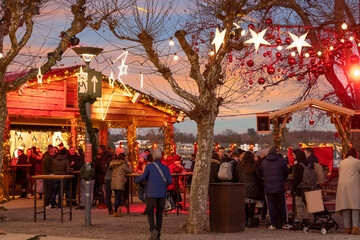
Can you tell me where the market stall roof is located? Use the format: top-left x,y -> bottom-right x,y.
269,98 -> 355,119
5,66 -> 184,128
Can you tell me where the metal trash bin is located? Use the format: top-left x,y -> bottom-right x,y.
209,183 -> 245,232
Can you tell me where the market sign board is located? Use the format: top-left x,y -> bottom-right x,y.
78,69 -> 102,98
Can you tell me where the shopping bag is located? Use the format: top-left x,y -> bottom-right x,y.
304,190 -> 324,213
163,193 -> 176,212
33,179 -> 44,193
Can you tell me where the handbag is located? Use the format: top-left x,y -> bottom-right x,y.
153,162 -> 176,212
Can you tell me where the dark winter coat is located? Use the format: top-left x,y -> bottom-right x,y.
16,153 -> 28,183
42,153 -> 54,175
94,150 -> 113,183
67,153 -> 84,171
134,160 -> 172,198
293,158 -> 312,196
261,153 -> 289,194
28,155 -> 37,175
237,166 -> 261,200
306,153 -> 319,167
52,155 -> 70,175
209,159 -> 221,183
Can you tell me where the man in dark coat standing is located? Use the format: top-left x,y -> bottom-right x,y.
135,149 -> 172,240
261,146 -> 290,230
66,146 -> 84,205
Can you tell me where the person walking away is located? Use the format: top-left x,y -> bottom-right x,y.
237,151 -> 261,227
94,145 -> 113,208
135,149 -> 172,240
110,148 -> 132,217
50,148 -> 70,208
43,146 -> 55,207
261,146 -> 290,230
292,151 -> 311,230
336,148 -> 360,235
66,146 -> 84,206
16,149 -> 29,198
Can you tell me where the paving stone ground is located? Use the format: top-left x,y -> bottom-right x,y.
0,198 -> 358,240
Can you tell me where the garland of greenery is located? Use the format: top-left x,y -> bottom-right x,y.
78,95 -> 98,180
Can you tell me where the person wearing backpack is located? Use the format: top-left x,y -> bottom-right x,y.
218,154 -> 237,182
304,148 -> 324,185
209,152 -> 221,184
292,151 -> 314,230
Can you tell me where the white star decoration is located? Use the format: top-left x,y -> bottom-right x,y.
211,28 -> 227,53
245,28 -> 270,52
76,66 -> 88,94
37,67 -> 43,84
114,50 -> 128,82
286,32 -> 312,55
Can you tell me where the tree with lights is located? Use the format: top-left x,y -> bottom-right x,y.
106,0 -> 280,233
0,0 -> 132,189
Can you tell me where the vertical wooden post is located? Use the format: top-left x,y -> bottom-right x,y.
2,115 -> 11,198
126,120 -> 137,168
163,121 -> 174,157
273,117 -> 281,147
71,118 -> 77,147
99,123 -> 108,147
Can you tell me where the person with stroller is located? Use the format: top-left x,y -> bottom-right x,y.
336,148 -> 360,235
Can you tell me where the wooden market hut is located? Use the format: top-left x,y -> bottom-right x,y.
2,65 -> 183,195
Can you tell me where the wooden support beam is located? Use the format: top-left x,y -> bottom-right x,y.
126,120 -> 137,169
164,121 -> 174,157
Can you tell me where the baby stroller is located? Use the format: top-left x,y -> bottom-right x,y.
302,189 -> 339,235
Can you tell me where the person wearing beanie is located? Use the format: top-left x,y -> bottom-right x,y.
135,149 -> 172,240
50,147 -> 70,208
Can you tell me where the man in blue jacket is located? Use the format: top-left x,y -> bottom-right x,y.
135,149 -> 172,240
261,146 -> 290,230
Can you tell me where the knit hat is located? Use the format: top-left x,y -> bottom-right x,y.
115,147 -> 125,156
139,152 -> 147,160
59,148 -> 67,155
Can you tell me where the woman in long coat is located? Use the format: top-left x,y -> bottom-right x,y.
335,148 -> 360,235
110,152 -> 132,217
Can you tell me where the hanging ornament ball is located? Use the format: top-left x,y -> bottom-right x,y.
263,53 -> 268,57
249,80 -> 254,85
275,38 -> 282,45
211,31 -> 214,35
308,49 -> 315,56
258,77 -> 265,85
317,66 -> 326,75
337,42 -> 345,49
276,52 -> 282,58
195,42 -> 198,46
248,24 -> 255,29
246,60 -> 254,67
245,52 -> 250,56
265,18 -> 273,25
345,40 -> 353,49
324,62 -> 332,68
285,37 -> 291,44
350,55 -> 360,63
309,119 -> 315,125
192,35 -> 195,38
288,57 -> 296,65
267,66 -> 275,75
297,76 -> 304,81
289,73 -> 295,77
311,65 -> 318,74
321,39 -> 329,46
267,51 -> 271,55
241,62 -> 245,66
310,59 -> 316,65
299,59 -> 304,64
229,57 -> 233,63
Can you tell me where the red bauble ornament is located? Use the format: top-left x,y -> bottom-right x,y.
350,55 -> 360,63
289,73 -> 295,77
299,59 -> 304,64
275,38 -> 282,45
248,24 -> 255,29
324,62 -> 332,68
258,77 -> 265,85
297,76 -> 304,81
309,119 -> 314,125
317,66 -> 326,75
229,57 -> 233,63
241,62 -> 245,66
311,65 -> 318,74
265,18 -> 273,25
288,57 -> 296,65
249,80 -> 253,85
267,51 -> 271,55
195,42 -> 198,46
308,49 -> 315,56
310,59 -> 316,64
276,52 -> 282,58
263,53 -> 267,57
192,35 -> 195,38
245,52 -> 250,56
267,66 -> 275,75
211,31 -> 214,35
285,37 -> 291,44
345,40 -> 353,49
246,60 -> 254,67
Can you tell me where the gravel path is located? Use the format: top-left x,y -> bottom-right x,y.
0,199 -> 358,240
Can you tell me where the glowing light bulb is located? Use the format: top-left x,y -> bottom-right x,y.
341,39 -> 345,43
241,29 -> 246,36
210,51 -> 215,56
277,46 -> 283,51
358,43 -> 360,47
304,53 -> 310,58
0,53 -> 3,58
354,69 -> 360,77
169,38 -> 175,46
329,46 -> 334,50
317,51 -> 322,56
173,54 -> 179,61
341,23 -> 348,30
291,51 -> 296,57
349,36 -> 354,41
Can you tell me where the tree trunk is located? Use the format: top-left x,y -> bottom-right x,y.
0,91 -> 8,181
184,113 -> 216,233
